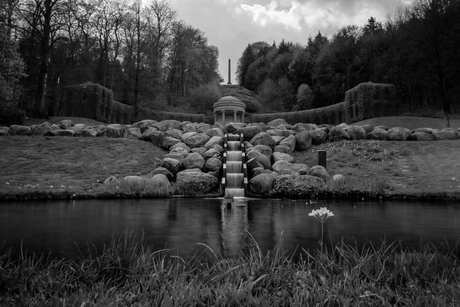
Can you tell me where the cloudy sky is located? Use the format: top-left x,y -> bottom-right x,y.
169,0 -> 414,84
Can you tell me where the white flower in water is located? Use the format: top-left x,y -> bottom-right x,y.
309,207 -> 334,222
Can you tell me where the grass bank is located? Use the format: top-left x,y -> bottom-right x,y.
1,230 -> 459,306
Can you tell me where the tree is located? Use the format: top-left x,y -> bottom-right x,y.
236,43 -> 255,86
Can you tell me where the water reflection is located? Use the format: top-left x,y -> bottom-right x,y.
0,198 -> 459,260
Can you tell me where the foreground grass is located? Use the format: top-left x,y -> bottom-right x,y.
1,231 -> 459,306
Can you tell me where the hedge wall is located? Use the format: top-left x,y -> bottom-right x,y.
60,82 -> 205,124
252,82 -> 397,125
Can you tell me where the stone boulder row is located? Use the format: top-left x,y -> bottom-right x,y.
205,127 -> 224,137
292,123 -> 317,132
165,151 -> 187,163
310,129 -> 328,145
274,144 -> 292,154
143,127 -> 161,141
51,124 -> 60,131
272,152 -> 294,164
367,128 -> 388,141
246,149 -> 271,169
31,122 -> 52,135
375,125 -> 389,131
246,157 -> 264,173
278,134 -> 296,152
170,142 -> 190,153
204,136 -> 224,149
251,144 -> 273,160
127,127 -> 142,139
271,135 -> 284,146
197,123 -> 212,133
161,157 -> 182,175
8,125 -> 31,136
413,127 -> 434,134
103,175 -> 120,185
58,119 -> 74,129
182,152 -> 205,170
213,121 -> 226,133
70,124 -> 87,134
203,148 -> 221,160
307,165 -> 330,182
0,126 -> 9,136
174,171 -> 218,195
147,167 -> 174,182
211,144 -> 224,154
250,167 -> 271,178
294,130 -> 312,150
182,123 -> 201,132
55,129 -> 75,137
388,127 -> 411,141
250,132 -> 276,149
327,126 -> 350,142
153,119 -> 181,131
267,128 -> 291,138
122,175 -> 143,185
191,147 -> 206,157
346,126 -> 366,140
205,157 -> 223,172
248,172 -> 276,194
131,119 -> 157,133
267,118 -> 288,127
408,132 -> 434,141
184,133 -> 211,149
272,160 -> 309,175
433,128 -> 459,140
237,124 -> 264,141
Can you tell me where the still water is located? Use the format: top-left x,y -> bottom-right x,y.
1,198 -> 459,259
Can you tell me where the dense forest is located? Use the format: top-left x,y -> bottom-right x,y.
0,0 -> 222,124
237,0 -> 460,125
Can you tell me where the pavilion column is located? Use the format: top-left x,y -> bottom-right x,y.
221,110 -> 225,125
233,110 -> 237,123
214,111 -> 217,123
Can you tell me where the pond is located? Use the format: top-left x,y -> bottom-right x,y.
1,198 -> 459,260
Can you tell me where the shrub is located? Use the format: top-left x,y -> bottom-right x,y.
189,80 -> 221,115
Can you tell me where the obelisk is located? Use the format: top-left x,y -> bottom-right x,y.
227,59 -> 232,85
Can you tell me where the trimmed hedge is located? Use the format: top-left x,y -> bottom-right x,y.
59,82 -> 205,124
252,83 -> 397,125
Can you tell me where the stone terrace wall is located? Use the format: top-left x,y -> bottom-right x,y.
252,82 -> 397,125
58,82 -> 205,124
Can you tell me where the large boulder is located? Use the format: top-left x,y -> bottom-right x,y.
182,152 -> 205,170
170,142 -> 191,153
80,128 -> 97,137
251,144 -> 273,160
278,134 -> 296,152
8,125 -> 31,136
267,118 -> 288,127
388,127 -> 411,141
274,144 -> 292,154
127,127 -> 142,139
131,119 -> 157,133
327,126 -> 350,142
310,129 -> 328,145
174,171 -> 218,195
295,130 -> 312,151
267,128 -> 291,138
408,132 -> 434,141
203,148 -> 221,160
0,126 -> 9,136
158,133 -> 181,149
205,157 -> 223,172
272,160 -> 309,175
292,123 -> 317,132
147,167 -> 174,182
205,127 -> 224,137
237,125 -> 264,141
272,152 -> 294,164
148,174 -> 172,195
184,133 -> 211,148
104,176 -> 120,185
147,129 -> 162,144
204,136 -> 224,149
250,132 -> 276,148
58,119 -> 74,129
307,165 -> 330,182
433,128 -> 459,140
153,120 -> 181,131
346,126 -> 367,140
272,174 -> 324,197
226,123 -> 245,134
31,122 -> 52,135
106,124 -> 127,138
246,157 -> 264,172
414,127 -> 435,134
54,129 -> 75,137
367,128 -> 389,141
161,157 -> 182,174
248,172 -> 276,194
246,149 -> 271,169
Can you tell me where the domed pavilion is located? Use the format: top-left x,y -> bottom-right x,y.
212,96 -> 246,126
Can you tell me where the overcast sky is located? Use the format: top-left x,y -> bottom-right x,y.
169,0 -> 414,84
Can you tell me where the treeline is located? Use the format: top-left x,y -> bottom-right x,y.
237,0 -> 460,125
0,0 -> 221,124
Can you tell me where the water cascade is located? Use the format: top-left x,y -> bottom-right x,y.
222,133 -> 247,198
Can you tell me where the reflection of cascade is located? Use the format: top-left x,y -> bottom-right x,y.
222,133 -> 247,198
220,201 -> 248,258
